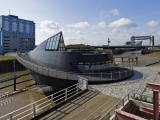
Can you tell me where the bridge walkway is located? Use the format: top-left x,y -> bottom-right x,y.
33,90 -> 120,120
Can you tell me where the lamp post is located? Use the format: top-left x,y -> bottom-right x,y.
108,38 -> 111,46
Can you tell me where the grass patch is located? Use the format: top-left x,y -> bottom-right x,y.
153,52 -> 160,55
0,56 -> 17,61
0,58 -> 13,61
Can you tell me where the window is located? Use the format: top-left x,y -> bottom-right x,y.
45,32 -> 65,51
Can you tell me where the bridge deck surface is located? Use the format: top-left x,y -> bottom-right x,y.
35,90 -> 120,120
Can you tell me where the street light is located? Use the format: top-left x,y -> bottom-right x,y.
108,38 -> 111,46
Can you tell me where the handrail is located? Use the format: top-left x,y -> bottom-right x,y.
0,76 -> 88,120
16,53 -> 134,81
99,92 -> 157,120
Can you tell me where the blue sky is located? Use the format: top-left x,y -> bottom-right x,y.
1,0 -> 160,46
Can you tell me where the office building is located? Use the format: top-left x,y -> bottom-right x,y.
0,15 -> 35,54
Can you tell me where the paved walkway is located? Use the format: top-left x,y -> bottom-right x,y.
89,65 -> 160,98
33,90 -> 120,120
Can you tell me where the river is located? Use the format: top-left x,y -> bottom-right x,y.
114,50 -> 142,61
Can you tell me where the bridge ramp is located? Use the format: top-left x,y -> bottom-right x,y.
34,90 -> 120,120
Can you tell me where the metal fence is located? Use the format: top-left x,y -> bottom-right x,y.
0,76 -> 88,120
16,54 -> 134,82
117,59 -> 160,66
99,92 -> 157,120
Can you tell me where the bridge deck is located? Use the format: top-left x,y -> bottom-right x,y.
34,90 -> 120,120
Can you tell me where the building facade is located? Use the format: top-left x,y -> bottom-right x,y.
0,15 -> 35,54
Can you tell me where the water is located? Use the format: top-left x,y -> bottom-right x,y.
114,50 -> 142,61
0,70 -> 58,119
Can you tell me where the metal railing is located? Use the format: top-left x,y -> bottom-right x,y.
16,54 -> 134,82
0,76 -> 88,120
99,92 -> 157,120
117,59 -> 160,66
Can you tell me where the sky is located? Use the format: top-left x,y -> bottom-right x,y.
1,0 -> 160,46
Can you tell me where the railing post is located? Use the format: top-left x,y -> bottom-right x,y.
9,113 -> 12,120
122,99 -> 124,106
133,93 -> 135,99
119,71 -> 121,79
65,88 -> 67,100
111,72 -> 112,80
56,70 -> 57,78
101,72 -> 102,79
77,84 -> 79,94
126,70 -> 127,77
66,72 -> 67,79
108,112 -> 110,120
51,95 -> 54,108
33,103 -> 36,117
47,69 -> 49,76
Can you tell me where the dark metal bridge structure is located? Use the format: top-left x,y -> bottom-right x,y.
66,45 -> 159,50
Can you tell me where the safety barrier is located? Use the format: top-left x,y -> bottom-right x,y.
99,92 -> 159,120
0,76 -> 88,120
16,54 -> 134,82
117,59 -> 160,66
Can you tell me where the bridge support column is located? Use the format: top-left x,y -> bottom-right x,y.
150,36 -> 154,49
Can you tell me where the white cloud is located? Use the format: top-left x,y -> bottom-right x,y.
93,32 -> 97,34
109,18 -> 137,28
145,29 -> 157,33
36,28 -> 55,34
124,30 -> 135,34
111,29 -> 120,34
98,22 -> 108,29
76,31 -> 82,34
36,20 -> 62,34
40,20 -> 60,29
64,36 -> 85,45
110,9 -> 119,15
147,20 -> 159,27
66,29 -> 75,33
100,31 -> 106,34
66,22 -> 92,28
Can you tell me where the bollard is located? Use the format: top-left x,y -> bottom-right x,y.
128,94 -> 129,100
51,95 -> 54,108
65,89 -> 67,100
119,71 -> 121,79
33,103 -> 36,117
